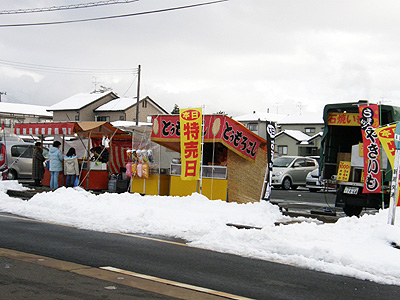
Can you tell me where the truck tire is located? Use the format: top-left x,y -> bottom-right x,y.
343,204 -> 363,217
282,177 -> 291,190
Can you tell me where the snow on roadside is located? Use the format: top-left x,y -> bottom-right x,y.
0,183 -> 400,286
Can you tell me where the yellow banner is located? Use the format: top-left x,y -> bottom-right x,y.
337,161 -> 351,181
180,108 -> 202,181
375,124 -> 396,168
327,112 -> 360,126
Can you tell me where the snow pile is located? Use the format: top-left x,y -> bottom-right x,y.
0,180 -> 30,192
1,184 -> 400,285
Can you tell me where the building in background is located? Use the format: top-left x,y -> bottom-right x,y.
94,96 -> 168,123
0,102 -> 52,128
48,91 -> 168,123
48,91 -> 119,122
234,111 -> 324,157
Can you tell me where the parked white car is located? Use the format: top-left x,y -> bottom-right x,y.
272,156 -> 318,190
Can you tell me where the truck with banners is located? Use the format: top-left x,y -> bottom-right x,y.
320,100 -> 400,216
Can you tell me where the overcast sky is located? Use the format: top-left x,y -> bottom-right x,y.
1,0 -> 400,117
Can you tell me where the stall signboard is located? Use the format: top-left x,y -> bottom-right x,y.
179,108 -> 202,180
359,104 -> 381,193
151,115 -> 265,162
337,161 -> 351,181
327,112 -> 360,126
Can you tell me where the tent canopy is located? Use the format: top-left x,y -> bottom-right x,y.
15,122 -> 131,140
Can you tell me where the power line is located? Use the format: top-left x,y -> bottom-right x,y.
0,0 -> 229,28
0,0 -> 139,15
0,59 -> 138,75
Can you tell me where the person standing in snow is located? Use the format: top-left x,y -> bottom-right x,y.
64,147 -> 79,187
49,141 -> 63,189
32,142 -> 45,187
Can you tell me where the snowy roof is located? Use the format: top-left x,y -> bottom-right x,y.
0,102 -> 52,117
277,129 -> 311,142
111,120 -> 152,132
234,111 -> 288,123
48,91 -> 117,111
234,111 -> 324,124
95,97 -> 136,111
308,132 -> 323,141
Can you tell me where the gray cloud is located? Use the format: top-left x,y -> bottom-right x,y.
1,0 -> 400,116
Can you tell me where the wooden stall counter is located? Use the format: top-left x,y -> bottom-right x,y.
43,161 -> 109,190
130,174 -> 170,196
42,168 -> 64,187
80,169 -> 108,190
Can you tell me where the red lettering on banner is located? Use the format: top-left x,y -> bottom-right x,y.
183,122 -> 200,140
185,160 -> 197,177
183,141 -> 199,159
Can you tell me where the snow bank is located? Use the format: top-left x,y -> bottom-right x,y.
0,184 -> 400,286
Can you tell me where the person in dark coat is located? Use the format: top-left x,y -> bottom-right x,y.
32,142 -> 46,186
90,145 -> 109,163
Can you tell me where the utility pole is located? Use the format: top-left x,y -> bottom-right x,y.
0,92 -> 6,102
136,65 -> 141,125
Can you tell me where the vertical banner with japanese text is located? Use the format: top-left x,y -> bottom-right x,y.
262,121 -> 276,200
359,104 -> 381,193
180,108 -> 202,181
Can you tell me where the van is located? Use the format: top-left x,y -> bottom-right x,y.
0,141 -> 49,180
271,156 -> 318,189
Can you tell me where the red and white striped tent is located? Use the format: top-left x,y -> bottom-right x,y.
14,122 -> 132,174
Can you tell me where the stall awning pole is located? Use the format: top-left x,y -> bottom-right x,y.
87,132 -> 91,190
198,108 -> 205,195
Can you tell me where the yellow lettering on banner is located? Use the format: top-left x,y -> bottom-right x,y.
337,161 -> 351,182
179,108 -> 202,181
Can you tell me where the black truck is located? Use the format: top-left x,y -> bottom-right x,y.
319,101 -> 400,216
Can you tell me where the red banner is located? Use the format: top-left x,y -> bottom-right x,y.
151,115 -> 265,162
359,105 -> 381,193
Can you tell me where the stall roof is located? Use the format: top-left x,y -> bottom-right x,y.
15,122 -> 131,140
151,114 -> 267,162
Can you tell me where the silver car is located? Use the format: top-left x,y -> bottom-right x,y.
0,141 -> 49,180
272,156 -> 318,190
306,168 -> 337,192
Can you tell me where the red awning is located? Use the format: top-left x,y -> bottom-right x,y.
14,122 -> 131,140
15,122 -> 80,136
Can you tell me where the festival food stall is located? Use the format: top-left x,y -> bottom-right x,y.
149,110 -> 269,203
15,122 -> 132,190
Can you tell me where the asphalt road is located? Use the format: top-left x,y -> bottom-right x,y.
1,212 -> 399,300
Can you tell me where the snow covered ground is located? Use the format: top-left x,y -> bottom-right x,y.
0,180 -> 399,286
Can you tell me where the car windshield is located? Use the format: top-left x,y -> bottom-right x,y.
274,157 -> 295,168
